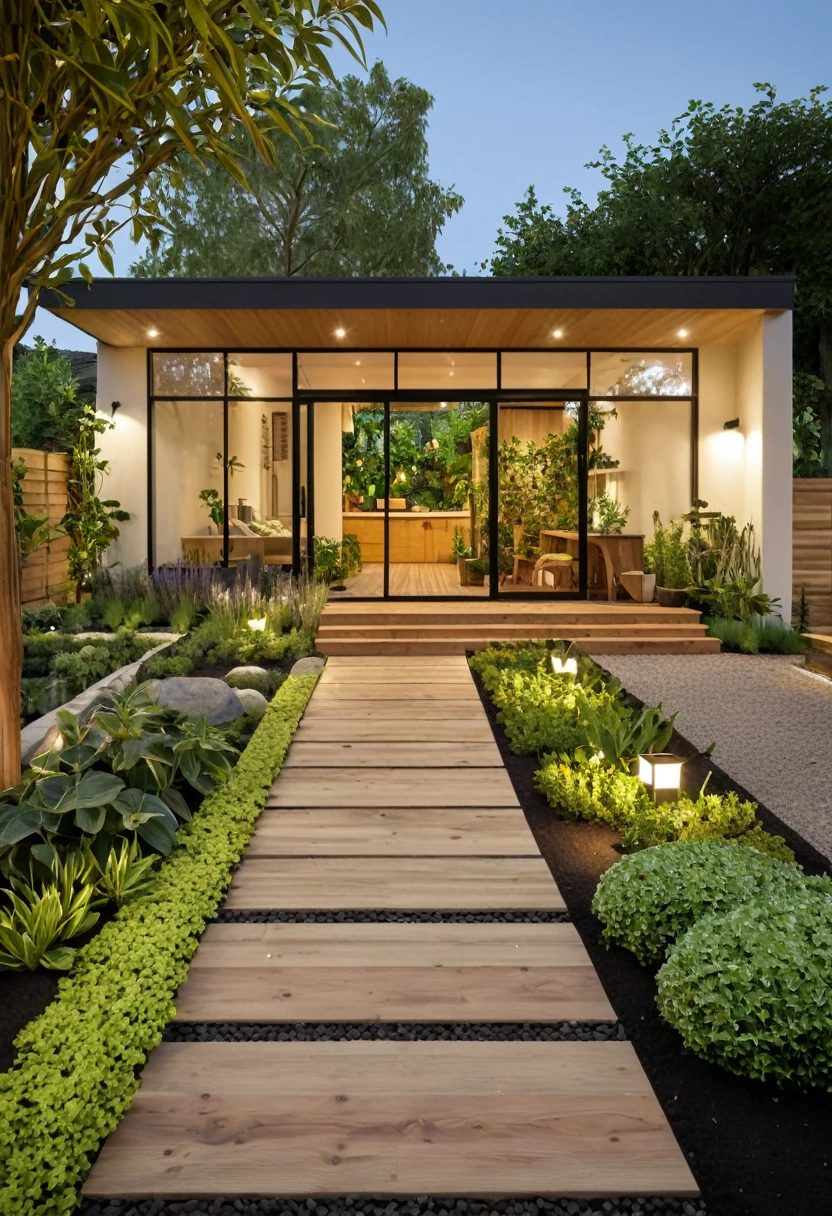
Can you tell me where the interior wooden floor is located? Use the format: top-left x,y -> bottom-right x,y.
84,657 -> 697,1202
334,562 -> 488,597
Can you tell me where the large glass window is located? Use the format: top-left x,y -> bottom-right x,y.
152,352 -> 224,397
590,351 -> 693,397
398,352 -> 497,390
153,400 -> 224,565
297,352 -> 394,391
228,353 -> 292,398
501,351 -> 587,390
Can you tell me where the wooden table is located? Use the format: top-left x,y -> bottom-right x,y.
540,530 -> 644,601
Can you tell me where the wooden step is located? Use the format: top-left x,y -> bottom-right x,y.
321,606 -> 699,627
84,1041 -> 698,1199
245,807 -> 538,857
805,632 -> 832,656
172,922 -> 614,1023
317,636 -> 722,656
225,856 -> 563,911
317,623 -> 709,639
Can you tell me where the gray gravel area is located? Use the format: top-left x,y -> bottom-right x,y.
163,1021 -> 626,1043
602,654 -> 832,862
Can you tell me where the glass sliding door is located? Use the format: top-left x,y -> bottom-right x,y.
495,399 -> 586,596
386,400 -> 490,597
337,403 -> 386,596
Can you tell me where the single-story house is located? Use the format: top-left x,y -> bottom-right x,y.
41,275 -> 794,609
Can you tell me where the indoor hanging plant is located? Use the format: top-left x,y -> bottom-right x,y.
644,512 -> 692,607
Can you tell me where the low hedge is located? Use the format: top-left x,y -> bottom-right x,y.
657,889 -> 832,1089
592,840 -> 823,966
535,755 -> 651,829
0,672 -> 318,1215
619,785 -> 794,862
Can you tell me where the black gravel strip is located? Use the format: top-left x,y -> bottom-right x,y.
471,664 -> 832,1216
80,1196 -> 706,1216
163,1020 -> 626,1043
216,909 -> 571,924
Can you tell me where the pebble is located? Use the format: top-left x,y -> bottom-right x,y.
78,1202 -> 709,1216
163,1022 -> 626,1044
216,910 -> 571,925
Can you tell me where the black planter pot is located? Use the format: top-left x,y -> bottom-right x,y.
656,585 -> 688,608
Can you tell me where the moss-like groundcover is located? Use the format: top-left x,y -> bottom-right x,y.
0,673 -> 318,1215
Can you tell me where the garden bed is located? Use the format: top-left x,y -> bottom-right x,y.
472,665 -> 832,1216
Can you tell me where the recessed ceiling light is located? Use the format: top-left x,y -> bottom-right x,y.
354,360 -> 361,366
335,327 -> 346,339
147,328 -> 159,339
440,401 -> 448,409
678,328 -> 689,339
552,328 -> 564,339
448,370 -> 454,377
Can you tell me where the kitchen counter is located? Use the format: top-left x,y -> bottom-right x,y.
343,511 -> 472,562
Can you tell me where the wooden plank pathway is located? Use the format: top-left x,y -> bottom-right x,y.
85,655 -> 697,1202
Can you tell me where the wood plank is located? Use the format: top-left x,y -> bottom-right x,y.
325,655 -> 468,666
267,767 -> 519,808
302,702 -> 489,720
245,807 -> 538,856
284,742 -> 503,768
226,857 -> 563,910
319,669 -> 474,683
294,719 -> 495,743
84,1041 -> 697,1198
173,923 -> 614,1023
312,683 -> 480,700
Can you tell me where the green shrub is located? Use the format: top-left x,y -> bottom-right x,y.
732,824 -> 796,863
0,673 -> 318,1213
705,615 -> 759,653
592,841 -> 818,966
491,671 -> 591,756
621,783 -> 758,851
0,848 -> 101,972
707,615 -> 807,654
469,642 -> 549,693
755,618 -> 808,654
657,889 -> 832,1089
575,690 -> 675,768
536,756 -> 651,828
145,654 -> 194,678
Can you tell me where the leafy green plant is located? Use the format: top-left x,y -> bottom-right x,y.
592,840 -> 816,966
101,598 -> 126,630
11,457 -> 64,570
705,615 -> 759,653
491,671 -> 593,757
754,618 -> 808,654
198,487 -> 224,528
450,525 -> 471,560
0,673 -> 318,1212
63,404 -> 130,598
620,779 -> 760,851
589,491 -> 630,534
688,517 -> 776,619
88,836 -> 157,907
0,847 -> 101,971
169,598 -> 197,634
643,512 -> 692,589
576,691 -> 675,769
536,755 -> 651,829
145,654 -> 194,678
657,889 -> 832,1089
794,584 -> 811,634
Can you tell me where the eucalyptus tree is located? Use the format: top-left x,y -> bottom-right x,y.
0,0 -> 384,785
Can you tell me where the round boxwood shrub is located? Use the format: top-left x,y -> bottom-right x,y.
591,840 -> 819,966
224,665 -> 284,698
657,890 -> 832,1089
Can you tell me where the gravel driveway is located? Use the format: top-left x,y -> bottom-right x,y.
601,653 -> 832,863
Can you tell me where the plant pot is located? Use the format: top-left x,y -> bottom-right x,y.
458,557 -> 471,586
656,585 -> 688,608
465,558 -> 486,587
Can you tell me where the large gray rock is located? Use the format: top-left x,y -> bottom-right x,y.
224,665 -> 271,695
290,656 -> 326,676
235,687 -> 269,721
155,677 -> 244,724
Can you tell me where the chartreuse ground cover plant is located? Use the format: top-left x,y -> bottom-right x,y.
0,673 -> 317,1213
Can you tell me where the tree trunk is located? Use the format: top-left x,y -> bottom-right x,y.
819,316 -> 832,478
0,341 -> 22,787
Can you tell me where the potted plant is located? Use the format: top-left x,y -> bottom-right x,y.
644,512 -> 692,607
466,556 -> 489,587
451,525 -> 473,585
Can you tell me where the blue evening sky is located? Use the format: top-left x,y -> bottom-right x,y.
33,0 -> 832,351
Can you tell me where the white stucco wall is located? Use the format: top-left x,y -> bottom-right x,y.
96,344 -> 148,568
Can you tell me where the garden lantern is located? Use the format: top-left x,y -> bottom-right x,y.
638,753 -> 684,802
247,618 -> 267,632
551,654 -> 578,678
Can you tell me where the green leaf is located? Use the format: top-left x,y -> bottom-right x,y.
0,806 -> 44,849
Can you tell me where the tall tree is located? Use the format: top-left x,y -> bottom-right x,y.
0,0 -> 384,787
132,62 -> 462,277
487,84 -> 832,470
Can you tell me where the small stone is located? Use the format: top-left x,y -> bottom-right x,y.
155,677 -> 244,724
290,656 -> 326,675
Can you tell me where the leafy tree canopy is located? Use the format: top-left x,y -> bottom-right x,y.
132,62 -> 462,277
11,339 -> 90,451
485,84 -> 832,471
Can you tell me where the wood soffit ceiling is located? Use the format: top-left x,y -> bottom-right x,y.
47,305 -> 772,349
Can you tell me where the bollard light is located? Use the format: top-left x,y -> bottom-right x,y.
551,655 -> 578,678
638,752 -> 684,802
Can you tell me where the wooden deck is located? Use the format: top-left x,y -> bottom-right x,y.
318,599 -> 720,656
84,655 -> 697,1202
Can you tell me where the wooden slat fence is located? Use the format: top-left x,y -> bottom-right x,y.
13,447 -> 71,607
793,478 -> 832,630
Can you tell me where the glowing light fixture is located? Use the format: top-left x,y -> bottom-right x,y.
147,328 -> 160,338
552,328 -> 564,339
551,655 -> 578,678
247,618 -> 267,632
638,753 -> 684,802
440,401 -> 448,409
335,327 -> 346,339
354,360 -> 362,366
677,328 -> 689,339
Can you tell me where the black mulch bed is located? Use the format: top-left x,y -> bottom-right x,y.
80,1197 -> 706,1216
164,1020 -> 626,1043
472,668 -> 832,1216
0,969 -> 60,1073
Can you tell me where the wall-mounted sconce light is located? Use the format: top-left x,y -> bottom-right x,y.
111,400 -> 122,418
723,417 -> 741,431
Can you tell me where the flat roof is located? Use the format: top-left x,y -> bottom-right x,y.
38,274 -> 794,314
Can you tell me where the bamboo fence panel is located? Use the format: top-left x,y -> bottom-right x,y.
13,447 -> 71,607
793,478 -> 832,629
